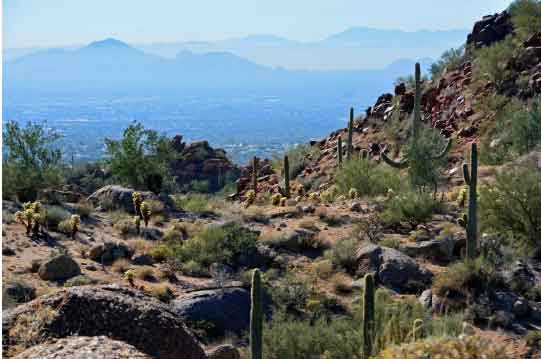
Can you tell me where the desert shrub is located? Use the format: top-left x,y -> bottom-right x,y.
113,219 -> 137,236
2,120 -> 63,201
509,0 -> 541,41
479,167 -> 541,251
381,191 -> 445,226
135,267 -> 155,281
354,214 -> 383,243
64,275 -> 96,287
510,99 -> 541,155
271,274 -> 312,312
526,330 -> 541,352
324,238 -> 359,274
242,207 -> 270,224
3,210 -> 15,224
180,260 -> 208,277
473,36 -> 515,91
312,259 -> 334,279
7,306 -> 57,355
376,335 -> 512,358
170,222 -> 258,269
174,193 -> 210,213
331,273 -> 353,294
430,46 -> 465,79
150,244 -> 171,263
149,285 -> 175,303
379,236 -> 401,249
163,228 -> 185,242
45,206 -> 70,229
73,200 -> 93,218
105,121 -> 176,191
334,157 -> 400,197
261,231 -> 325,252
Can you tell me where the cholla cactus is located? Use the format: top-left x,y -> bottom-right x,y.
32,213 -> 42,236
294,195 -> 302,203
15,201 -> 42,235
308,192 -> 320,203
70,215 -> 81,239
245,190 -> 256,208
132,192 -> 143,217
456,186 -> 467,208
133,216 -> 141,234
279,197 -> 287,207
271,193 -> 281,206
349,188 -> 358,199
321,185 -> 339,203
140,201 -> 152,227
124,269 -> 135,287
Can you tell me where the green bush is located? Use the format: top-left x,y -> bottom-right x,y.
273,144 -> 319,179
169,222 -> 258,269
45,206 -> 70,229
334,157 -> 400,197
430,46 -> 465,80
174,193 -> 210,213
510,99 -> 541,155
271,274 -> 312,312
473,36 -> 515,91
509,0 -> 541,41
324,238 -> 359,274
2,121 -> 63,201
381,191 -> 445,226
479,166 -> 541,250
64,275 -> 96,287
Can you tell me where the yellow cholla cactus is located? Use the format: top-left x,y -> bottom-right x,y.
15,201 -> 43,235
308,192 -> 320,203
70,214 -> 81,238
271,193 -> 281,206
348,188 -> 358,199
140,201 -> 152,227
132,192 -> 142,216
124,269 -> 135,286
133,216 -> 141,234
456,186 -> 467,207
244,190 -> 256,208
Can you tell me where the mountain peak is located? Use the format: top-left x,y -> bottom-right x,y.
84,38 -> 133,50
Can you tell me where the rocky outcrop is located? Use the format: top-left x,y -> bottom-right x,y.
2,285 -> 206,359
13,336 -> 152,359
38,254 -> 81,281
88,185 -> 159,213
170,137 -> 239,192
356,243 -> 433,293
399,233 -> 465,263
173,287 -> 252,336
466,11 -> 513,50
88,242 -> 134,265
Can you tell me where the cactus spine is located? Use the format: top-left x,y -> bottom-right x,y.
362,273 -> 375,358
250,269 -> 263,359
463,142 -> 478,260
252,156 -> 259,193
284,155 -> 290,198
381,63 -> 452,169
347,107 -> 354,160
337,135 -> 343,167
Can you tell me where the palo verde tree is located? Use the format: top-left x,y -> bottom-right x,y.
105,121 -> 176,191
3,121 -> 63,201
382,63 -> 452,193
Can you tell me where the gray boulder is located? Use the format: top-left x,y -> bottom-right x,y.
399,234 -> 463,262
173,287 -> 254,336
2,285 -> 206,359
88,185 -> 159,213
88,242 -> 134,265
38,254 -> 81,281
13,336 -> 152,359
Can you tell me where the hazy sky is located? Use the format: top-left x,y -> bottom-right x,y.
4,0 -> 513,48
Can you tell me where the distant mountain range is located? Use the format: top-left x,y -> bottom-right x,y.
4,27 -> 467,70
4,38 -> 436,100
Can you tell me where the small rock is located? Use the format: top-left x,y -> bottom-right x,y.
142,228 -> 163,241
512,299 -> 529,317
419,289 -> 432,309
2,246 -> 16,256
132,254 -> 154,266
350,202 -> 362,212
206,344 -> 240,359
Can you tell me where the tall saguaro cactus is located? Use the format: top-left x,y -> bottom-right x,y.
284,155 -> 290,198
347,107 -> 354,160
250,269 -> 263,359
337,135 -> 343,167
362,273 -> 375,358
462,142 -> 478,260
381,63 -> 452,169
252,156 -> 259,193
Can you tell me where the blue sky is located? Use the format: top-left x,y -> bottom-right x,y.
4,0 -> 513,48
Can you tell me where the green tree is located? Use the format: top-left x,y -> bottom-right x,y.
430,46 -> 465,80
105,122 -> 176,191
2,121 -> 63,200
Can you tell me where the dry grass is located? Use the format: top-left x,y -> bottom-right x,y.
135,267 -> 155,281
331,272 -> 353,294
311,259 -> 333,279
128,239 -> 157,254
111,258 -> 131,274
8,304 -> 57,356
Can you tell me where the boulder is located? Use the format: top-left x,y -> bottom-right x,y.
419,289 -> 432,309
173,287 -> 253,336
88,242 -> 134,265
4,281 -> 36,303
466,11 -> 513,50
132,254 -> 154,266
206,345 -> 240,359
399,234 -> 463,262
38,254 -> 81,281
13,336 -> 152,359
3,285 -> 206,359
88,185 -> 159,213
142,227 -> 163,241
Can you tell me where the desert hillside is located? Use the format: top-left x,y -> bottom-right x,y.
3,2 -> 541,359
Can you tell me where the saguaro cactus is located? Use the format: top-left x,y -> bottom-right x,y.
347,107 -> 354,160
250,269 -> 263,359
362,273 -> 375,358
284,155 -> 290,198
337,135 -> 343,167
462,142 -> 478,260
252,156 -> 259,193
381,63 -> 452,169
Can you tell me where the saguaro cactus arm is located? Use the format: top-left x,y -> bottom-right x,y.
380,145 -> 409,169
